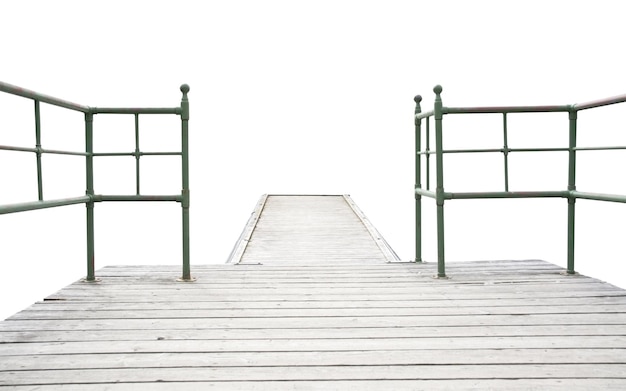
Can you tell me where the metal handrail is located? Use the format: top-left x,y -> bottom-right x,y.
413,85 -> 626,278
0,82 -> 192,281
0,81 -> 90,112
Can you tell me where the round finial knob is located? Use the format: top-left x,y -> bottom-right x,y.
433,85 -> 442,94
414,95 -> 422,103
180,84 -> 190,94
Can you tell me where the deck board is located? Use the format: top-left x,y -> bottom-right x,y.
2,195 -> 626,389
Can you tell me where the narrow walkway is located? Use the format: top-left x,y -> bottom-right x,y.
1,196 -> 626,389
228,194 -> 399,264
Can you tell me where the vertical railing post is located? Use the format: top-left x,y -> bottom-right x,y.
502,113 -> 510,192
134,114 -> 141,195
567,108 -> 578,274
426,117 -> 431,191
85,111 -> 96,281
179,84 -> 193,281
34,100 -> 44,201
433,85 -> 447,278
414,95 -> 423,263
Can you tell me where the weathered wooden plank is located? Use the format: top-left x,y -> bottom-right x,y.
42,290 -> 626,304
2,349 -> 626,372
3,324 -> 626,343
91,261 -> 564,274
1,379 -> 626,391
3,311 -> 626,332
46,279 -> 618,295
3,336 -> 626,356
48,273 -> 594,285
22,295 -> 626,312
2,364 -> 626,386
11,303 -> 626,320
2,379 -> 626,391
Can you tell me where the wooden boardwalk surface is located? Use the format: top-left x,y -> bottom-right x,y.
228,195 -> 399,264
1,196 -> 626,389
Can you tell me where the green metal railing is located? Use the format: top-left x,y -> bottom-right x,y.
414,85 -> 626,278
0,81 -> 192,281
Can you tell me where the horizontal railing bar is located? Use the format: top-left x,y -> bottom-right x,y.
100,195 -> 182,202
0,145 -> 37,153
444,105 -> 570,114
92,152 -> 134,157
441,148 -> 502,154
417,147 -> 569,155
0,196 -> 91,215
415,188 -> 436,199
142,151 -> 183,156
0,145 -> 89,156
415,110 -> 434,120
573,94 -> 626,111
42,148 -> 89,156
0,81 -> 90,112
509,147 -> 569,153
574,146 -> 626,152
445,190 -> 569,200
91,107 -> 181,114
571,191 -> 626,203
93,151 -> 182,157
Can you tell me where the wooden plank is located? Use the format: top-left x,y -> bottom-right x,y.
2,379 -> 626,391
2,349 -> 626,372
2,364 -> 626,386
3,336 -> 626,359
11,303 -> 626,320
46,276 -> 617,292
3,324 -> 626,343
342,194 -> 400,262
3,336 -> 626,356
225,194 -> 268,264
41,291 -> 626,304
3,312 -> 626,331
21,295 -> 626,311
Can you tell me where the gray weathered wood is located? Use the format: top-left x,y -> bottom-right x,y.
1,196 -> 626,388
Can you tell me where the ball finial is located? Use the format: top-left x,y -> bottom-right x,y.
414,95 -> 422,103
180,84 -> 190,94
433,85 -> 442,94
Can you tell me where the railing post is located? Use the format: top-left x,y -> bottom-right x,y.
433,85 -> 447,278
414,95 -> 423,263
567,108 -> 578,274
134,114 -> 141,195
34,100 -> 44,201
179,84 -> 193,282
85,111 -> 96,281
426,118 -> 431,190
502,113 -> 510,192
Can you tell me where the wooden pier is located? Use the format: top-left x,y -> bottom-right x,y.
1,195 -> 626,389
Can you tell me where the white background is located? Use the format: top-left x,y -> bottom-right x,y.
1,0 -> 625,320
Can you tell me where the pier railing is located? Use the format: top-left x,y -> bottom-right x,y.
0,81 -> 192,281
414,85 -> 626,278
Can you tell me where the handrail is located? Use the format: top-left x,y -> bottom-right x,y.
0,81 -> 90,112
443,105 -> 570,114
413,85 -> 626,278
91,107 -> 181,114
0,82 -> 192,282
573,93 -> 626,111
0,196 -> 93,215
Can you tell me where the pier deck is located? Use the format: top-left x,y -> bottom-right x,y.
1,195 -> 626,389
